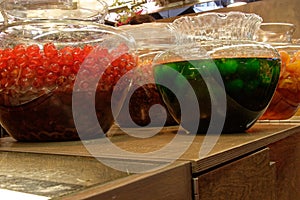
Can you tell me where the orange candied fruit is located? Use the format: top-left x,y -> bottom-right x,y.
279,50 -> 290,65
276,50 -> 300,104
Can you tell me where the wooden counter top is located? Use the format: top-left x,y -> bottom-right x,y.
1,119 -> 300,199
1,120 -> 300,173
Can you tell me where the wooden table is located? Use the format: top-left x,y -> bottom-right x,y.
1,120 -> 300,199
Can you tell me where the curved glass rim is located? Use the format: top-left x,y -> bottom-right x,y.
0,19 -> 136,48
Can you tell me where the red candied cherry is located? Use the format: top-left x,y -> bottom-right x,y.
111,58 -> 121,68
9,67 -> 19,79
44,43 -> 58,58
72,61 -> 81,74
26,44 -> 41,58
83,45 -> 94,57
36,66 -> 47,76
126,61 -> 136,71
61,65 -> 72,77
0,61 -> 7,70
94,47 -> 110,59
61,52 -> 74,66
21,67 -> 35,79
110,43 -> 130,58
32,77 -> 44,88
49,63 -> 60,74
6,58 -> 16,69
60,46 -> 73,54
13,44 -> 27,58
28,57 -> 42,68
42,58 -> 55,73
105,74 -> 115,85
0,77 -> 9,88
59,47 -> 75,66
56,76 -> 67,86
45,72 -> 58,85
2,48 -> 14,60
72,47 -> 84,62
15,54 -> 28,68
18,77 -> 32,89
1,69 -> 8,78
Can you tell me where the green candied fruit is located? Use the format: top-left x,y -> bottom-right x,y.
153,65 -> 166,80
236,58 -> 260,79
260,75 -> 272,85
174,71 -> 192,93
258,58 -> 280,85
164,62 -> 181,72
217,58 -> 238,77
225,79 -> 244,94
246,58 -> 260,76
191,60 -> 220,78
154,62 -> 190,94
181,64 -> 198,79
243,80 -> 260,96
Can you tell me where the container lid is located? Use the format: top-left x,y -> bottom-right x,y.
0,0 -> 108,23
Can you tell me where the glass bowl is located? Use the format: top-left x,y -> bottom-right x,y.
153,12 -> 281,133
116,23 -> 178,127
1,0 -> 108,23
254,22 -> 296,45
255,22 -> 300,120
260,44 -> 300,120
0,20 -> 137,141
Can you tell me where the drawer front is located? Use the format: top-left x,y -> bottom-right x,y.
193,148 -> 276,200
268,132 -> 300,200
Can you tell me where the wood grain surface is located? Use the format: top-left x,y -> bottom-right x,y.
195,148 -> 276,200
1,122 -> 300,174
61,161 -> 192,200
268,132 -> 300,200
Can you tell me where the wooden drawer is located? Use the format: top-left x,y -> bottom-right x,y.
268,132 -> 300,200
193,148 -> 276,200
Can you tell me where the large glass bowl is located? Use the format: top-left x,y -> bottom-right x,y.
0,20 -> 137,141
153,12 -> 281,133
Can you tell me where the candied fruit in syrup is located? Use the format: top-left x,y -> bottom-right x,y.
261,50 -> 300,119
117,54 -> 178,127
0,42 -> 137,141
